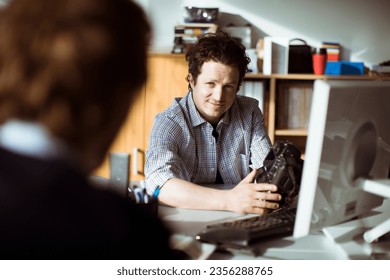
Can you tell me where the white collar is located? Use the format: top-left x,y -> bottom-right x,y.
0,120 -> 68,160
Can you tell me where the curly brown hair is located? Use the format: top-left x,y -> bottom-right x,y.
185,31 -> 250,91
0,0 -> 150,171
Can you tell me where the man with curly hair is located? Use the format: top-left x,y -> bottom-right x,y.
145,32 -> 281,214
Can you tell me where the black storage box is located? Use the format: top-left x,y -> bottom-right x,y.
288,38 -> 314,74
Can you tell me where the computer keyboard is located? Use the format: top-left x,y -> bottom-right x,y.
196,208 -> 296,247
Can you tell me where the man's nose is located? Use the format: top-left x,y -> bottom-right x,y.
212,86 -> 223,101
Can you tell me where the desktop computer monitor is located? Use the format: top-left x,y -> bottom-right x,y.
293,79 -> 390,241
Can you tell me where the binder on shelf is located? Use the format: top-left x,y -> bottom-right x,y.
263,37 -> 289,75
277,84 -> 312,130
238,80 -> 265,113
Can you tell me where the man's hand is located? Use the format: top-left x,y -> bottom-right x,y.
224,169 -> 282,214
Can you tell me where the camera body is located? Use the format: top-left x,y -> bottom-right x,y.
255,141 -> 304,207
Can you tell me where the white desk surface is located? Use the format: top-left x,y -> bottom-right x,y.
159,206 -> 343,260
159,199 -> 390,260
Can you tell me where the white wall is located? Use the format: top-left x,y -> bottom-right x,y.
137,0 -> 390,68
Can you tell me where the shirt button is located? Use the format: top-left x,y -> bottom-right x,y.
211,168 -> 215,172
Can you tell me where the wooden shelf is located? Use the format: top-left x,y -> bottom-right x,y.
275,129 -> 307,136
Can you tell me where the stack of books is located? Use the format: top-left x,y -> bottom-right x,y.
321,41 -> 341,61
172,23 -> 218,54
371,60 -> 390,74
372,64 -> 390,75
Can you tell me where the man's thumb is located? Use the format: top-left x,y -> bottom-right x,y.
242,169 -> 257,184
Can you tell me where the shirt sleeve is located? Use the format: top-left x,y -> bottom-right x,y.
144,113 -> 190,195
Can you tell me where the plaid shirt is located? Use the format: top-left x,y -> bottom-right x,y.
144,92 -> 271,195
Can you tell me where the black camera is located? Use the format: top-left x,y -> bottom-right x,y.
255,141 -> 304,207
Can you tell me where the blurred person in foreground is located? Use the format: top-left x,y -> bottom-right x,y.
0,0 -> 178,259
145,31 -> 281,214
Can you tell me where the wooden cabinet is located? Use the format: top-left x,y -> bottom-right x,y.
92,86 -> 146,180
93,53 -> 188,180
144,54 -> 189,148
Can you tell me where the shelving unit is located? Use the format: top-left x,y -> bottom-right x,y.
245,72 -> 390,155
93,53 -> 390,178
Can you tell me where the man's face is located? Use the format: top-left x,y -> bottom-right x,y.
190,61 -> 239,125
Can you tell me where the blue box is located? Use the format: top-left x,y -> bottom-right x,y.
325,61 -> 364,75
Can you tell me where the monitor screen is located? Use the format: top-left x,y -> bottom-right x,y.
293,79 -> 390,239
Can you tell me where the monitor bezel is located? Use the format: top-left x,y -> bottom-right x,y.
293,79 -> 390,239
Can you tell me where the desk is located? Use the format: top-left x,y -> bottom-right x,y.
90,177 -> 389,259
159,199 -> 390,260
159,206 -> 343,260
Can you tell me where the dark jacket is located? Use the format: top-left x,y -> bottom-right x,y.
0,147 -> 178,260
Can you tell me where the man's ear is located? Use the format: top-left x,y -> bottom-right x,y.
188,74 -> 195,88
